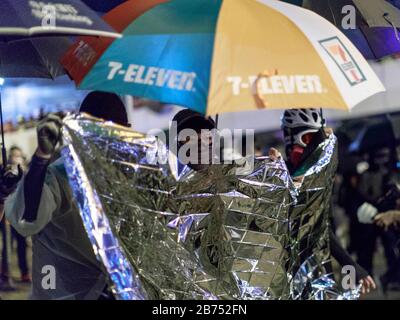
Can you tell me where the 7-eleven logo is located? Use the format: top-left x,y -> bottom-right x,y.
320,37 -> 366,86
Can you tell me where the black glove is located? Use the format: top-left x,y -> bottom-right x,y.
376,182 -> 400,212
0,164 -> 23,204
37,114 -> 63,156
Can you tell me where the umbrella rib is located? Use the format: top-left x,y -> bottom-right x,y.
358,26 -> 379,60
327,0 -> 337,26
141,33 -> 174,99
28,39 -> 56,79
0,27 -> 121,39
383,13 -> 400,41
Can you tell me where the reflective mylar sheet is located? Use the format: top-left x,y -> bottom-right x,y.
61,114 -> 359,300
288,133 -> 359,300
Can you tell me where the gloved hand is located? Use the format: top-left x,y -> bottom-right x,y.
268,148 -> 282,161
357,202 -> 378,224
36,114 -> 63,157
374,210 -> 400,230
0,164 -> 23,204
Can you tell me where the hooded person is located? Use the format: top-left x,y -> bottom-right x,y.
169,109 -> 217,177
5,91 -> 129,300
127,109 -> 293,298
277,108 -> 376,297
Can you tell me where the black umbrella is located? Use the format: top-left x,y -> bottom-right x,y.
0,0 -> 121,166
299,0 -> 400,60
82,0 -> 127,13
348,118 -> 398,154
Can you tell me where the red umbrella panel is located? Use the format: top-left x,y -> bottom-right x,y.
62,0 -> 168,85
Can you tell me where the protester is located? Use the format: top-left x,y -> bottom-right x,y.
5,91 -> 129,300
0,161 -> 23,291
170,109 -> 217,174
272,108 -> 376,295
8,146 -> 31,283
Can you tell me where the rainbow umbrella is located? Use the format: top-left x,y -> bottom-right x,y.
62,0 -> 385,115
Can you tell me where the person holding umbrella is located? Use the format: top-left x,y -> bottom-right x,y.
169,108 -> 217,175
270,108 -> 376,295
4,91 -> 129,300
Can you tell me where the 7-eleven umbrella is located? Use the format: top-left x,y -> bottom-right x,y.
62,0 -> 385,116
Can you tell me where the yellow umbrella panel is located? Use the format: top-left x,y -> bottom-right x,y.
207,0 -> 385,115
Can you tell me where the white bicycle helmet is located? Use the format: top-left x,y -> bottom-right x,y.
281,108 -> 323,129
281,108 -> 324,147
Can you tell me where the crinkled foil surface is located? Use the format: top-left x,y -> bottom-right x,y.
287,134 -> 359,300
61,114 -> 360,300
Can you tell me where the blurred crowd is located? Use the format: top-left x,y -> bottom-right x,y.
3,107 -> 73,134
335,116 -> 400,294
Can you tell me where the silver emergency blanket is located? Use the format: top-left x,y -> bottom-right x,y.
287,135 -> 359,300
61,114 -> 360,300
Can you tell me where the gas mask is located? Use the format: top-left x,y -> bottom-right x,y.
284,127 -> 319,169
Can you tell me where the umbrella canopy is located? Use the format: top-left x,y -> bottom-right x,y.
62,0 -> 385,115
0,0 -> 122,164
0,0 -> 123,78
348,118 -> 399,154
81,0 -> 127,13
62,0 -> 168,81
301,0 -> 400,60
0,37 -> 71,78
0,0 -> 121,39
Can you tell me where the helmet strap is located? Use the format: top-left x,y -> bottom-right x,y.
290,127 -> 294,149
320,108 -> 326,128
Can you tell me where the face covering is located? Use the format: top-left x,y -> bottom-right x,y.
178,132 -> 214,170
198,143 -> 213,165
289,145 -> 305,168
